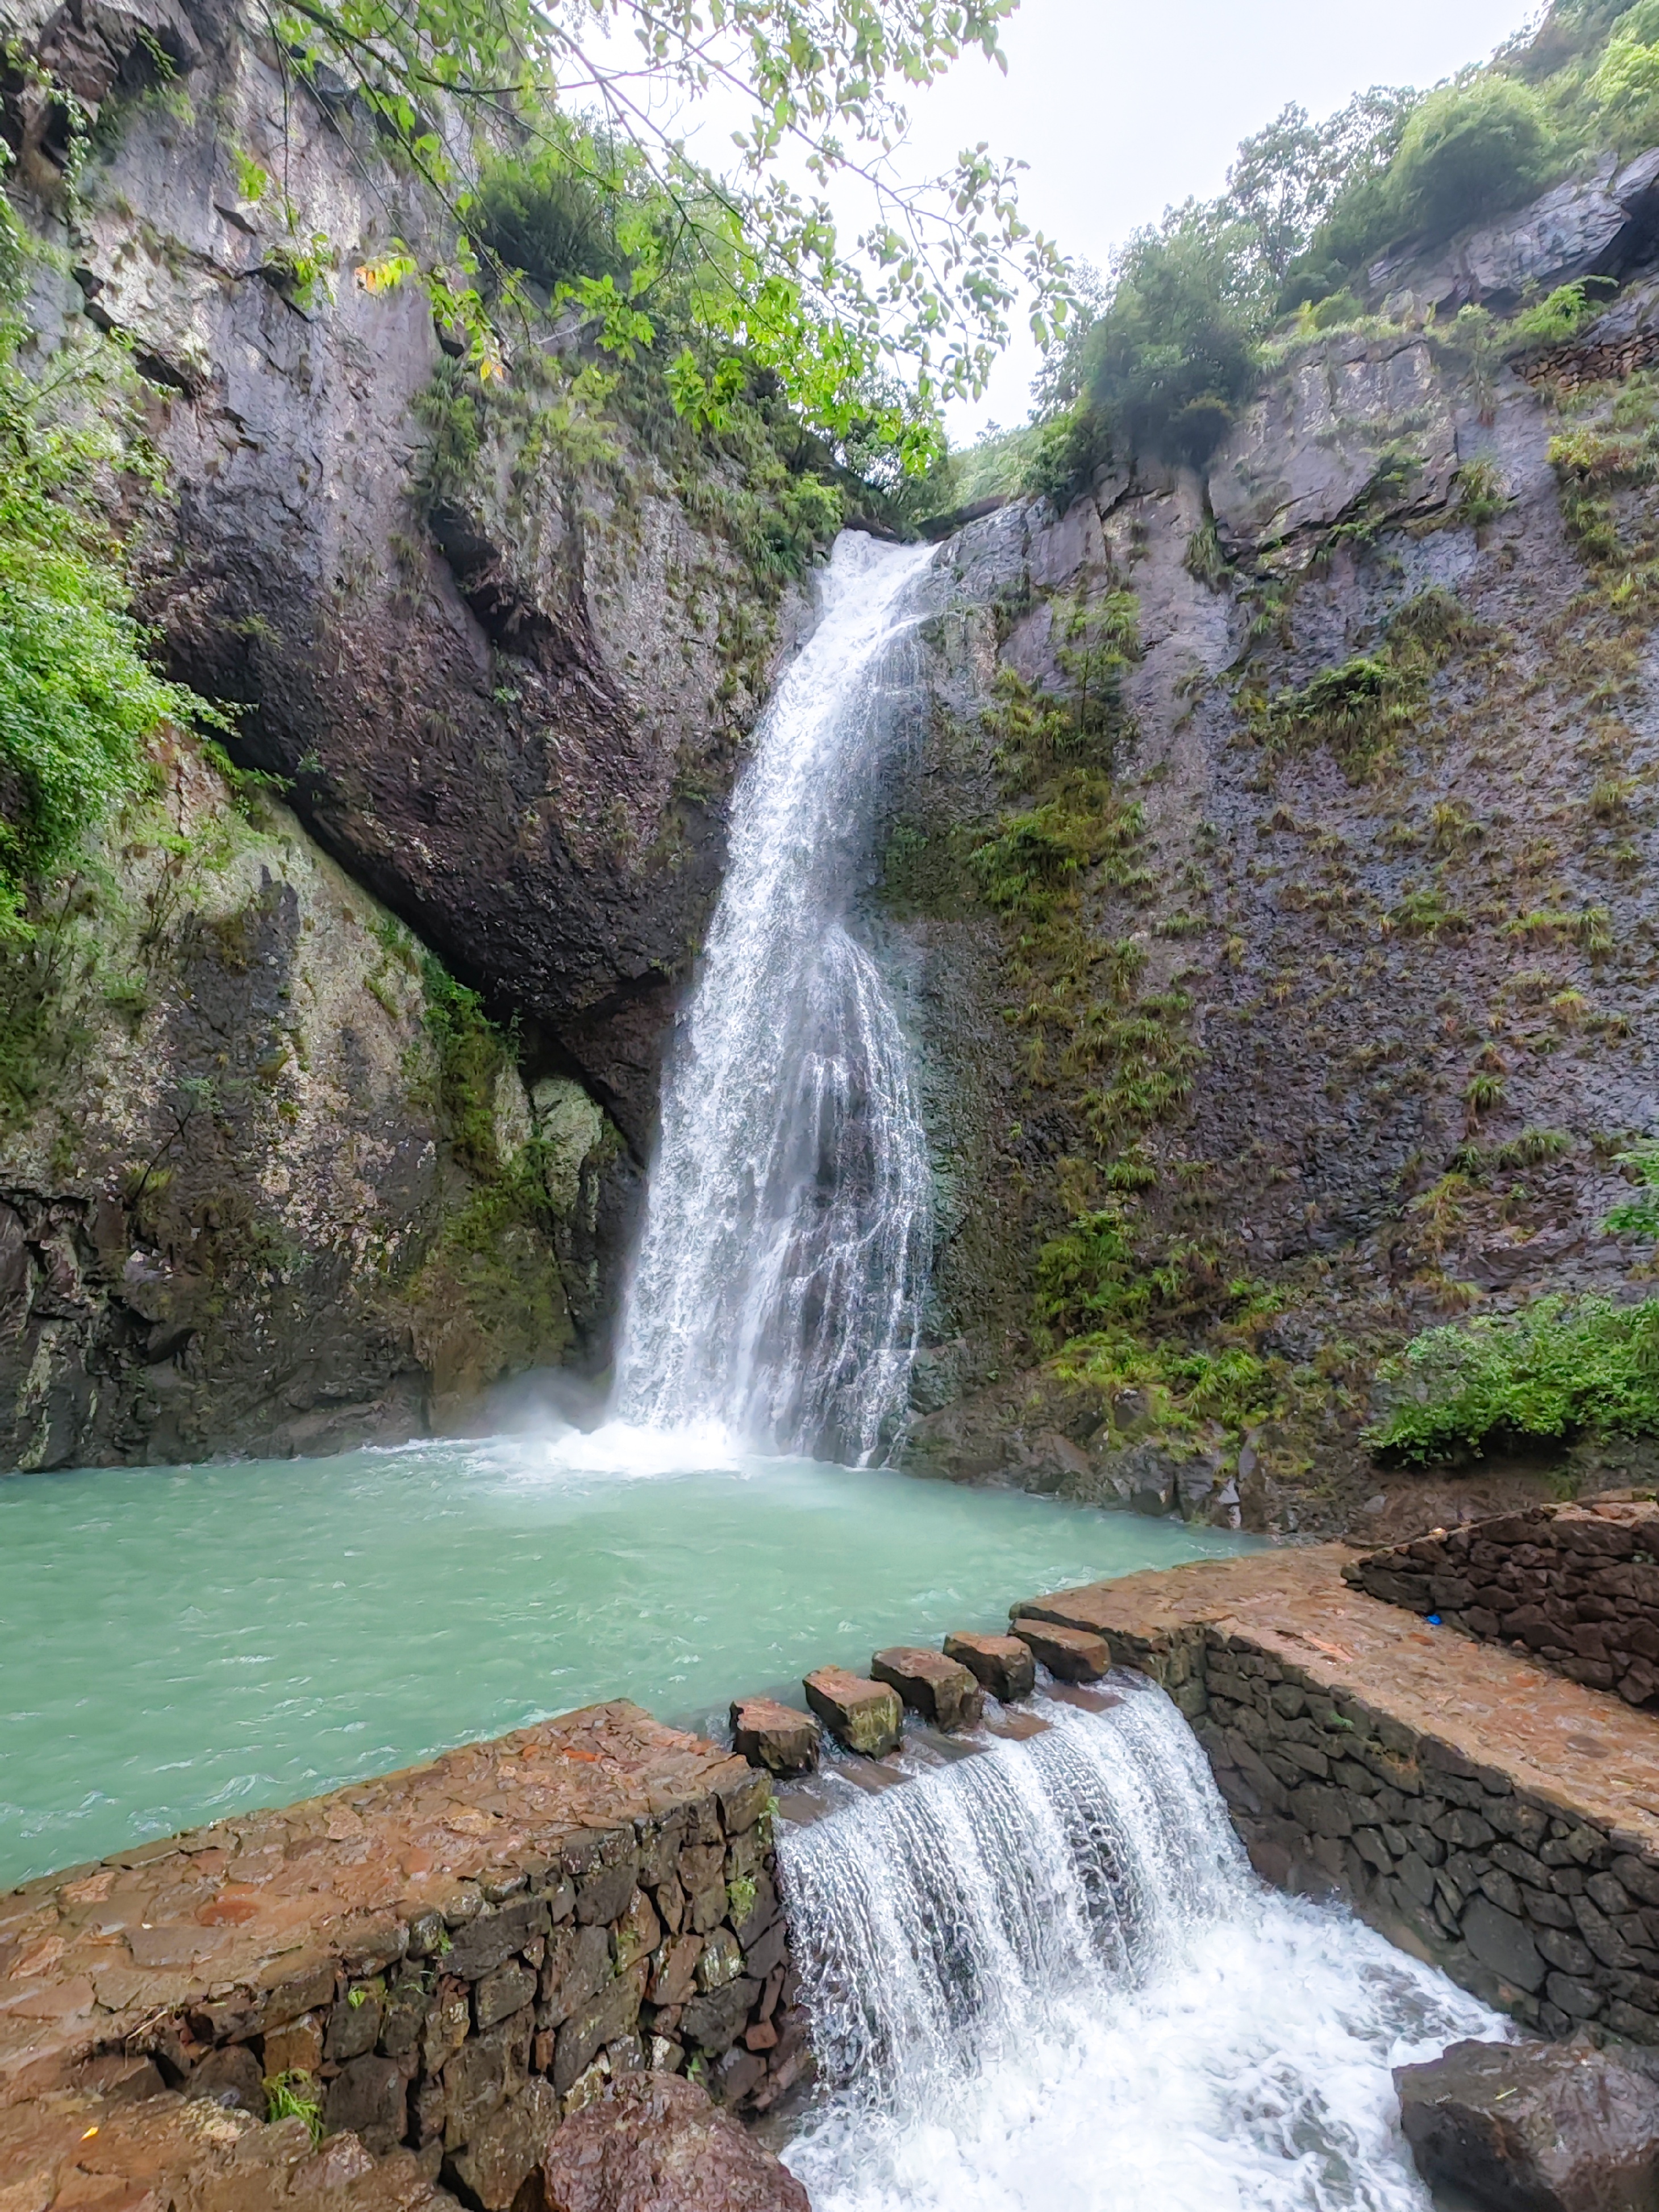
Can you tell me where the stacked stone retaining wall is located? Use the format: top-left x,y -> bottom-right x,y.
1347,1499 -> 1659,1706
0,1702 -> 805,2210
1016,1548 -> 1659,2046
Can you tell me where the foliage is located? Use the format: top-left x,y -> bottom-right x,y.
1079,204 -> 1262,465
472,141 -> 631,297
1513,274 -> 1619,343
420,955 -> 509,1176
257,0 -> 1070,427
1226,90 -> 1417,291
1606,1137 -> 1659,1240
264,2071 -> 324,2145
1589,3 -> 1659,144
1388,78 -> 1557,243
1368,1294 -> 1659,1462
0,201 -> 217,935
1254,586 -> 1477,777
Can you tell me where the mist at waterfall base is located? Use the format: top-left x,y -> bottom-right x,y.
611,534 -> 936,1467
781,1684 -> 1503,2212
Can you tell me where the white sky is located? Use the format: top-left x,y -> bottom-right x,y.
889,0 -> 1546,437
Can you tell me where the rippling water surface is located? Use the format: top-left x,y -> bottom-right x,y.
0,1431 -> 1247,1884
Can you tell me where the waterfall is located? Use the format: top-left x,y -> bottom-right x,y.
613,533 -> 936,1465
780,1682 -> 1501,2212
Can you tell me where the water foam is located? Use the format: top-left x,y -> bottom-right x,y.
614,532 -> 936,1465
780,1683 -> 1502,2212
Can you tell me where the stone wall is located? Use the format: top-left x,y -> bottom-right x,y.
1015,1548 -> 1659,2047
0,1703 -> 805,2210
1347,1498 -> 1659,1708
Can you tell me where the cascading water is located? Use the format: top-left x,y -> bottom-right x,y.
613,533 -> 936,1465
780,1681 -> 1502,2212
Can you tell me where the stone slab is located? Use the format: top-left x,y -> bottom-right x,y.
944,1631 -> 1037,1702
869,1648 -> 984,1732
802,1669 -> 902,1757
730,1698 -> 821,1776
1011,1621 -> 1111,1683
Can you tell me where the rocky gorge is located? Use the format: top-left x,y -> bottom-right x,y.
10,0 -> 1659,1532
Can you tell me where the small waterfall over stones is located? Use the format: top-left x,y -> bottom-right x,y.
614,532 -> 936,1465
779,1683 -> 1500,2212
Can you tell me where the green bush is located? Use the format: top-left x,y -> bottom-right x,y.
1082,209 -> 1260,465
1388,78 -> 1556,244
1368,1294 -> 1659,1462
0,203 -> 214,934
472,144 -> 630,296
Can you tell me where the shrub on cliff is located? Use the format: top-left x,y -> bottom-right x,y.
0,201 -> 214,935
1081,208 -> 1262,466
1387,78 -> 1557,243
1368,1294 -> 1659,1462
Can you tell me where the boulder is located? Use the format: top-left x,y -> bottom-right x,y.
729,1698 -> 821,1776
1011,1621 -> 1111,1682
870,1647 -> 985,1731
1395,2036 -> 1659,2212
540,2069 -> 810,2212
802,1667 -> 902,1756
943,1631 -> 1037,1702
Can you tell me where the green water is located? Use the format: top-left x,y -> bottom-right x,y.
0,1432 -> 1250,1887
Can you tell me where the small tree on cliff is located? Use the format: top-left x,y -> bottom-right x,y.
256,0 -> 1068,451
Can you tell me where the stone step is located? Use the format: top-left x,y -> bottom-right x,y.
801,1668 -> 903,1757
1011,1620 -> 1111,1681
870,1647 -> 984,1731
944,1630 -> 1037,1702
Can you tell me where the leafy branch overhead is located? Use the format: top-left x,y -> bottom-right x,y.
265,0 -> 1070,431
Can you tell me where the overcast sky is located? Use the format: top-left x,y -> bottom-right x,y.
890,0 -> 1543,437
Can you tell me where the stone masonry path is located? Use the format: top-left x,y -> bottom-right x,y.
1018,1546 -> 1659,1852
0,1701 -> 797,2212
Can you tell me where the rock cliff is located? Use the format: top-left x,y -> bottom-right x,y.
0,0 -> 815,1467
892,265 -> 1659,1534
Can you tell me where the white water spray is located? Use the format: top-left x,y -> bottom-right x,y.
780,1684 -> 1502,2212
614,534 -> 936,1464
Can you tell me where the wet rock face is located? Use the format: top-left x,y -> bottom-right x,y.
870,1646 -> 984,1731
0,747 -> 625,1470
1397,2036 -> 1659,2212
1208,336 -> 1456,552
943,1632 -> 1036,1703
11,1 -> 798,1148
893,214 -> 1659,1536
537,2071 -> 810,2212
729,1699 -> 821,1777
1368,149 -> 1659,319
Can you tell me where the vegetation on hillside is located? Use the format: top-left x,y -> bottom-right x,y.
263,0 -> 1068,443
934,0 -> 1659,510
0,196 -> 216,936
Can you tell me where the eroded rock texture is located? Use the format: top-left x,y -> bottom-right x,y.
889,293 -> 1659,1534
0,742 -> 623,1469
10,0 -> 801,1145
0,0 -> 818,1466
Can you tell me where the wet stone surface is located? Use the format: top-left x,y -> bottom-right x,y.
802,1668 -> 903,1758
943,1631 -> 1037,1703
0,1702 -> 806,2212
729,1699 -> 822,1778
1397,2035 -> 1659,2212
869,1648 -> 985,1732
1018,1548 -> 1659,2042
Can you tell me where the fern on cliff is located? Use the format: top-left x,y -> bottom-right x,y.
1368,1295 -> 1659,1463
0,199 -> 216,934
